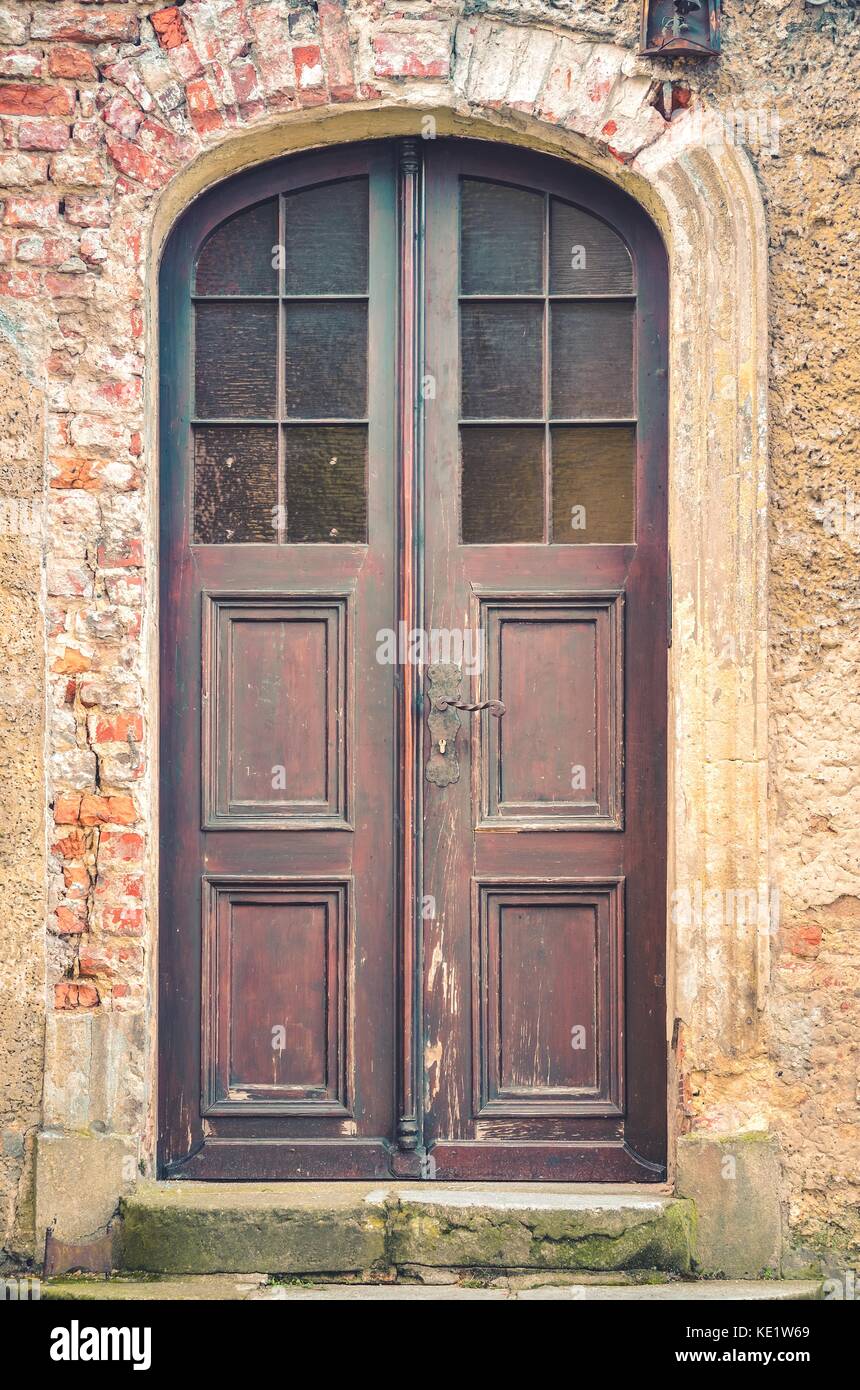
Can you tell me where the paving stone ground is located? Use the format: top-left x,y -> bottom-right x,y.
42,1276 -> 821,1302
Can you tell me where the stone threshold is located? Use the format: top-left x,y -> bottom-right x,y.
116,1180 -> 696,1276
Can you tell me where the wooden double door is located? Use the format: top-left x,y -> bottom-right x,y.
159,138 -> 668,1181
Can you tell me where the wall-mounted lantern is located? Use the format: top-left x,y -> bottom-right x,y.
640,0 -> 721,58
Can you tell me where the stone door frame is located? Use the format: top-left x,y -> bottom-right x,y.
37,60 -> 769,1241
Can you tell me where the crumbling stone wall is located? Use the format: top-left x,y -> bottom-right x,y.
0,0 -> 855,1268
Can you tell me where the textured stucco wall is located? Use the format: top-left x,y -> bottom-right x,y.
0,0 -> 856,1270
670,0 -> 860,1266
0,317 -> 45,1267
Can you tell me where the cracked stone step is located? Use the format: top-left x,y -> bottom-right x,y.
115,1181 -> 695,1276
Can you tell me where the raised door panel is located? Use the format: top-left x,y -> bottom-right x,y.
202,878 -> 350,1116
202,594 -> 350,829
477,594 -> 624,829
473,880 -> 624,1118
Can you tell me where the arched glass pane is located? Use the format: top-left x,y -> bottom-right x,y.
549,199 -> 634,294
194,200 -> 278,296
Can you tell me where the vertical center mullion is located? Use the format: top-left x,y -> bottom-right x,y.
277,193 -> 286,543
394,136 -> 423,1166
543,192 -> 552,544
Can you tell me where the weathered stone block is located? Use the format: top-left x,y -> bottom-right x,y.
117,1182 -> 389,1274
677,1133 -> 783,1278
36,1132 -> 132,1243
386,1189 -> 696,1272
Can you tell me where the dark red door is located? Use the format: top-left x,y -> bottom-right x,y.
159,139 -> 667,1180
420,144 -> 668,1179
159,144 -> 399,1177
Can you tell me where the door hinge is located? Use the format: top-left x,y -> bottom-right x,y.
667,552 -> 673,648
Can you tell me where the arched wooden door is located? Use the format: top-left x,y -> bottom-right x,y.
159,138 -> 668,1181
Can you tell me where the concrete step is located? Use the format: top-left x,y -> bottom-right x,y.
44,1274 -> 822,1302
116,1181 -> 695,1277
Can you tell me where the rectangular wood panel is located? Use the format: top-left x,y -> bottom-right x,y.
202,593 -> 350,829
476,593 -> 624,828
202,877 -> 351,1116
472,879 -> 624,1118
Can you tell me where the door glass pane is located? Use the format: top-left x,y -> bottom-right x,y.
285,302 -> 367,418
285,425 -> 367,542
460,179 -> 544,295
549,199 -> 634,295
194,199 -> 278,296
461,303 -> 543,419
461,427 -> 544,543
550,301 -> 634,419
195,302 -> 277,418
193,425 -> 278,543
283,178 -> 368,295
551,425 -> 635,543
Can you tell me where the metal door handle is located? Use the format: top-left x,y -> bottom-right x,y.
424,663 -> 502,787
436,696 -> 506,717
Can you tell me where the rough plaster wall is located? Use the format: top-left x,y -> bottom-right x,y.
674,1 -> 860,1265
0,0 -> 856,1264
0,321 -> 45,1266
524,0 -> 860,1264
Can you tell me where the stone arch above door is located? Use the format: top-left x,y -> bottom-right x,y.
38,6 -> 769,1233
143,10 -> 769,1079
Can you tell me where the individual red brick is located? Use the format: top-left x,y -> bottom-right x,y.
45,271 -> 94,298
96,538 -> 143,569
79,941 -> 143,981
318,1 -> 355,100
48,44 -> 97,81
55,981 -> 100,1009
48,150 -> 105,185
79,793 -> 137,827
0,151 -> 50,185
53,828 -> 89,859
184,77 -> 224,135
17,118 -> 70,151
93,379 -> 140,410
99,830 -> 144,865
104,572 -> 143,605
91,713 -> 143,744
62,193 -> 111,228
0,50 -> 43,80
54,792 -> 83,825
104,130 -> 173,189
292,45 -> 324,91
150,6 -> 187,51
30,5 -> 140,45
97,906 -> 144,936
2,193 -> 60,228
16,232 -> 75,264
0,267 -> 43,297
101,91 -> 142,140
55,904 -> 86,935
229,59 -> 263,112
62,864 -> 90,894
0,83 -> 75,116
372,30 -> 451,80
50,457 -> 103,490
